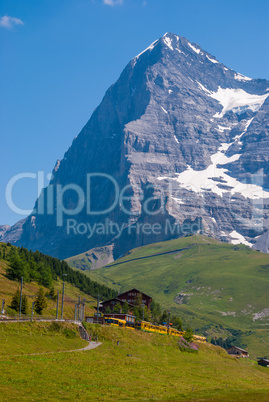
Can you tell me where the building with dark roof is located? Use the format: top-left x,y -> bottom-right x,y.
117,288 -> 152,309
258,358 -> 269,367
227,346 -> 249,358
98,297 -> 135,313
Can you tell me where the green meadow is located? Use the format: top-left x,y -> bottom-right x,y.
84,235 -> 269,358
0,322 -> 269,401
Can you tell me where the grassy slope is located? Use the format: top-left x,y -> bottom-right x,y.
0,323 -> 269,401
0,245 -> 96,320
85,235 -> 269,357
0,321 -> 87,356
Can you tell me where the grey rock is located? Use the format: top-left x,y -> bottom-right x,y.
3,33 -> 269,263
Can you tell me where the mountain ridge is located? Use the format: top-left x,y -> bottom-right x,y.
2,32 -> 269,263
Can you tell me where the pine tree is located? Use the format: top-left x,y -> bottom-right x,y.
184,326 -> 194,342
114,303 -> 122,313
34,287 -> 47,315
21,295 -> 28,314
159,310 -> 168,324
122,302 -> 129,314
6,255 -> 28,282
171,315 -> 183,331
11,288 -> 20,312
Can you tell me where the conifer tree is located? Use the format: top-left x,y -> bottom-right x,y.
21,295 -> 28,314
11,288 -> 20,311
184,326 -> 194,342
122,302 -> 129,314
34,287 -> 47,315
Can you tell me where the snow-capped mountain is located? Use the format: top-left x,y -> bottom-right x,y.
2,33 -> 269,260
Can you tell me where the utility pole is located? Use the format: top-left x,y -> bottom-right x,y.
31,302 -> 35,322
167,310 -> 171,330
19,277 -> 23,319
61,274 -> 67,320
56,291 -> 59,320
1,299 -> 5,315
82,298 -> 85,321
78,296 -> 81,321
74,304 -> 77,321
96,294 -> 100,324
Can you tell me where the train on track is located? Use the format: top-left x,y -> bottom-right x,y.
104,318 -> 206,342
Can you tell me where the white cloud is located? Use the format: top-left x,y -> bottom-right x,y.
0,15 -> 24,29
103,0 -> 124,5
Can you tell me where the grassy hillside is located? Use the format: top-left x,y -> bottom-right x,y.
0,322 -> 269,400
0,243 -> 98,319
0,321 -> 87,355
84,235 -> 269,358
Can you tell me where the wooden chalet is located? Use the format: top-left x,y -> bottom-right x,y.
117,288 -> 152,309
98,298 -> 135,313
227,346 -> 249,358
257,358 -> 269,367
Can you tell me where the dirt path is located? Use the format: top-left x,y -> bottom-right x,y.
107,247 -> 191,267
0,341 -> 102,358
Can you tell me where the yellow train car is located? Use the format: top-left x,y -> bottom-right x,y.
135,321 -> 156,333
193,335 -> 207,343
105,318 -> 126,327
168,328 -> 184,337
155,325 -> 168,335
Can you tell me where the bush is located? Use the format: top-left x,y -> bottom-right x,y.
178,337 -> 199,353
63,329 -> 77,339
184,326 -> 194,342
48,322 -> 62,333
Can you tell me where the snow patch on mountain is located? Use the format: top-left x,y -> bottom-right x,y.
158,141 -> 269,200
163,36 -> 174,50
206,55 -> 218,64
135,39 -> 158,60
196,81 -> 211,95
234,73 -> 252,81
196,81 -> 268,118
232,118 -> 254,144
210,87 -> 269,118
230,230 -> 252,247
216,125 -> 232,132
188,43 -> 201,54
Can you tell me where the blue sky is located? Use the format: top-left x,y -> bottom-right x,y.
1,0 -> 269,226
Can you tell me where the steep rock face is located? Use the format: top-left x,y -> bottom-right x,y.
0,219 -> 27,244
3,33 -> 269,261
0,225 -> 10,241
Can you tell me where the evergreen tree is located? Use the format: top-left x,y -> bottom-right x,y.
34,287 -> 47,315
6,255 -> 28,282
134,292 -> 143,308
11,288 -> 20,312
114,303 -> 122,313
150,300 -> 162,323
184,326 -> 194,342
122,302 -> 129,314
21,295 -> 28,314
171,315 -> 183,331
159,310 -> 168,324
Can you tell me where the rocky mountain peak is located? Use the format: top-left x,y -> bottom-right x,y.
2,34 -> 269,263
